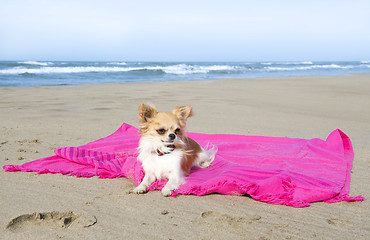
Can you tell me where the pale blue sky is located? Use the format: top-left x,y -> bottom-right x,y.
0,0 -> 369,61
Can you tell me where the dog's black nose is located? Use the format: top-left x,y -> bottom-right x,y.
169,133 -> 176,140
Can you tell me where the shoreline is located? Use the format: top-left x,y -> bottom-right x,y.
1,60 -> 370,87
1,72 -> 370,89
1,74 -> 369,239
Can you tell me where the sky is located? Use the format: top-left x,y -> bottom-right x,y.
0,0 -> 369,62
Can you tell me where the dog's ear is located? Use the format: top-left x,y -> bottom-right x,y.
138,103 -> 157,122
173,105 -> 193,123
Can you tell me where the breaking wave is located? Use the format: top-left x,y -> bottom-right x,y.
1,61 -> 370,87
265,64 -> 356,71
0,64 -> 240,75
17,61 -> 54,66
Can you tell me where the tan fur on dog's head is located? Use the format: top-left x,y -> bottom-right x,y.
138,103 -> 193,137
172,105 -> 193,128
138,103 -> 157,133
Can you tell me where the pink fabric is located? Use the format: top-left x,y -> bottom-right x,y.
3,123 -> 364,207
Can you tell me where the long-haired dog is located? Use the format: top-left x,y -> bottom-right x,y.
133,103 -> 216,196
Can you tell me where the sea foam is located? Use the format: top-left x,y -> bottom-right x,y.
18,61 -> 53,66
0,64 -> 239,75
159,64 -> 237,75
0,66 -> 135,74
1,61 -> 370,87
265,64 -> 355,71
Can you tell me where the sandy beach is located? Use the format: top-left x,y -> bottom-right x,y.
0,74 -> 369,239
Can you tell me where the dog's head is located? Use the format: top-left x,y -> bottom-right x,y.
138,103 -> 193,144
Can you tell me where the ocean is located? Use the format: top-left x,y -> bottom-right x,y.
0,61 -> 369,87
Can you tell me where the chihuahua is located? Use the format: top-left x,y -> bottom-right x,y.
133,103 -> 216,196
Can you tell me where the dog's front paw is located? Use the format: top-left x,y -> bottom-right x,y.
133,185 -> 147,194
161,188 -> 172,197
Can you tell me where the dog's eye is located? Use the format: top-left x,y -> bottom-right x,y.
175,128 -> 181,134
156,129 -> 166,135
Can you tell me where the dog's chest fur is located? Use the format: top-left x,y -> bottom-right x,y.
138,139 -> 184,180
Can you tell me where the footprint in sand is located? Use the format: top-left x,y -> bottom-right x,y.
200,211 -> 245,223
194,211 -> 247,234
195,210 -> 264,235
326,217 -> 347,227
16,139 -> 42,145
200,210 -> 262,224
5,211 -> 97,233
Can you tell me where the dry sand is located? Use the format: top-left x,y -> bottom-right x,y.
0,74 -> 369,239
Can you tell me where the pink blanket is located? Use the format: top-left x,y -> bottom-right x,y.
3,123 -> 364,207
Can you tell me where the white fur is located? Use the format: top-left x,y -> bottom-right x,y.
133,136 -> 186,196
133,136 -> 215,196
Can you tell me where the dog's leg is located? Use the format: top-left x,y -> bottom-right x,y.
193,146 -> 217,168
161,174 -> 185,197
133,173 -> 155,194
